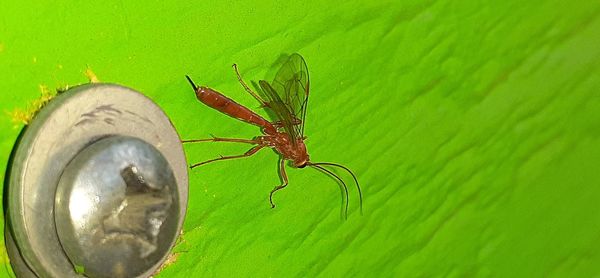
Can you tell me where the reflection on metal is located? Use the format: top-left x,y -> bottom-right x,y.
5,84 -> 188,277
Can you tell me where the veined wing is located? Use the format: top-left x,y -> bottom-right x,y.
259,53 -> 310,143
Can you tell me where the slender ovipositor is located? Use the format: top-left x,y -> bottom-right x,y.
184,53 -> 362,218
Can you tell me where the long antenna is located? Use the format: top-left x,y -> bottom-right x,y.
185,75 -> 198,90
310,162 -> 362,215
310,164 -> 349,219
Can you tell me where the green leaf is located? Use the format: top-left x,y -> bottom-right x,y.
1,1 -> 600,277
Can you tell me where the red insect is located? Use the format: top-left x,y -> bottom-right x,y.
184,53 -> 362,217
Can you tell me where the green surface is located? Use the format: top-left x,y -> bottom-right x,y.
1,0 -> 600,277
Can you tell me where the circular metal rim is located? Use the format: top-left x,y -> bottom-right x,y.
6,83 -> 188,277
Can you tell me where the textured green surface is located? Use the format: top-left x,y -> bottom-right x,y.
1,0 -> 600,277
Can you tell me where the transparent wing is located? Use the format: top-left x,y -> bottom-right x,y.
259,80 -> 297,142
263,53 -> 310,140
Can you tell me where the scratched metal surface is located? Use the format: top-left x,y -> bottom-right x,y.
1,0 -> 600,277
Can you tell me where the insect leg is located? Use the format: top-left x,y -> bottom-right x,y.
182,136 -> 258,145
232,64 -> 269,107
269,159 -> 289,208
271,118 -> 302,129
190,144 -> 265,168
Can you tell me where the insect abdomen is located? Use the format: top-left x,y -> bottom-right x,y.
196,86 -> 276,133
